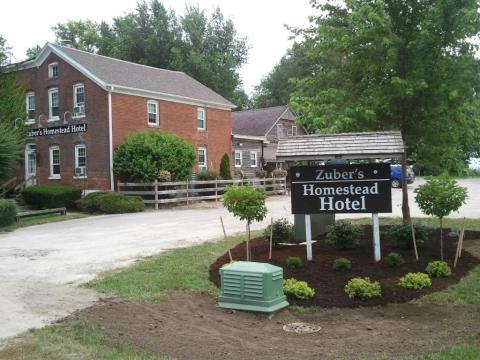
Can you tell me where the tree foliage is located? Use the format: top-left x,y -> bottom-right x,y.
52,1 -> 249,108
219,153 -> 231,180
289,0 -> 480,175
0,35 -> 26,183
113,131 -> 197,182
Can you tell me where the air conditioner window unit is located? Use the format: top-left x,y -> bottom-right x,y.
75,167 -> 85,177
73,104 -> 85,116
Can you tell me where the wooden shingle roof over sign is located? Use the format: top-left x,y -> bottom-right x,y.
276,131 -> 405,161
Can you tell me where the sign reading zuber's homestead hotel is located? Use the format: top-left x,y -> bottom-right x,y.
28,124 -> 87,138
291,164 -> 392,214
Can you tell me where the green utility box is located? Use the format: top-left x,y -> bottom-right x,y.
218,261 -> 289,313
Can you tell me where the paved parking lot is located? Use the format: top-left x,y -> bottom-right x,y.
0,177 -> 478,342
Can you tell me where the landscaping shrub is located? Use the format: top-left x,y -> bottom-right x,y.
196,170 -> 218,181
326,220 -> 362,250
0,199 -> 17,227
79,191 -> 144,214
273,168 -> 287,177
286,256 -> 302,269
233,169 -> 244,179
283,278 -> 315,300
389,223 -> 428,249
332,257 -> 352,272
113,131 -> 196,182
344,277 -> 382,300
22,185 -> 82,209
385,252 -> 405,268
263,218 -> 294,245
398,272 -> 432,290
425,261 -> 452,278
157,170 -> 171,182
219,153 -> 232,180
255,169 -> 267,178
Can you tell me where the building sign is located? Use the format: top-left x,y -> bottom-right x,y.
28,124 -> 87,138
291,164 -> 392,214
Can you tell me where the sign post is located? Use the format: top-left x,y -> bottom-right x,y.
291,164 -> 392,261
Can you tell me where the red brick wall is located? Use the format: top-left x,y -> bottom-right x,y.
111,93 -> 232,173
15,53 -> 111,190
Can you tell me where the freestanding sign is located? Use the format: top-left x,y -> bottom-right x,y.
290,163 -> 392,262
291,164 -> 392,214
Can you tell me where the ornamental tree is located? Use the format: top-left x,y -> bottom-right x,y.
113,131 -> 196,182
223,185 -> 267,260
219,153 -> 232,180
415,174 -> 468,260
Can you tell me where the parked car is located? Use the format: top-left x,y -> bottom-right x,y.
390,165 -> 415,188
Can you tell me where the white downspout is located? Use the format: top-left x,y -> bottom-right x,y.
108,87 -> 114,191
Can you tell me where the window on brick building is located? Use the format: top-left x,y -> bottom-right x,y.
234,150 -> 242,167
49,146 -> 61,179
198,147 -> 207,171
74,144 -> 87,178
73,84 -> 85,117
25,92 -> 35,123
197,107 -> 206,130
48,88 -> 59,121
48,62 -> 59,79
147,100 -> 159,125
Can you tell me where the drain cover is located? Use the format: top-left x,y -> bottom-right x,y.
283,322 -> 321,334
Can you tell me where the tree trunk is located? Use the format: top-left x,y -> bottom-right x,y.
440,217 -> 443,261
401,152 -> 411,224
246,222 -> 250,261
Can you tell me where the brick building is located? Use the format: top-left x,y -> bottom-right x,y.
231,106 -> 305,177
11,43 -> 234,191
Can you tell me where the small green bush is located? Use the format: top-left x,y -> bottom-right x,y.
398,272 -> 432,290
0,199 -> 17,227
344,277 -> 382,300
263,218 -> 294,245
389,224 -> 427,249
219,153 -> 232,180
425,261 -> 452,278
196,170 -> 218,181
385,252 -> 405,267
283,278 -> 315,300
286,256 -> 302,269
332,257 -> 352,272
22,185 -> 82,209
326,220 -> 362,250
79,191 -> 144,214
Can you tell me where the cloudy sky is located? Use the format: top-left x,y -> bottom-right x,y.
0,0 -> 314,93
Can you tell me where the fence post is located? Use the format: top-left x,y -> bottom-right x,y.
186,180 -> 189,205
283,176 -> 287,194
215,179 -> 218,201
117,180 -> 121,193
154,180 -> 159,210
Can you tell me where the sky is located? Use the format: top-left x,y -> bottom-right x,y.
0,0 -> 314,94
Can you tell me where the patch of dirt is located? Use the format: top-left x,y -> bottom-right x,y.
77,292 -> 480,360
210,226 -> 480,308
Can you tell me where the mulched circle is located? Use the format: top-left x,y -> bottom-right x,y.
209,225 -> 480,308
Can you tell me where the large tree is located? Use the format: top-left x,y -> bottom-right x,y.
52,1 -> 249,107
0,35 -> 26,183
290,0 -> 480,177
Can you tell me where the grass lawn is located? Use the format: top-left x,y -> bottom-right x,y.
0,212 -> 90,233
401,344 -> 480,360
0,321 -> 170,360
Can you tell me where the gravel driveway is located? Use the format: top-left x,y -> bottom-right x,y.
0,177 -> 478,342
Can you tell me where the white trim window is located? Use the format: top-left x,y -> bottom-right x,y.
197,107 -> 206,130
73,84 -> 85,117
147,100 -> 159,125
277,124 -> 284,138
198,147 -> 207,171
234,150 -> 242,167
48,88 -> 60,120
250,151 -> 258,167
48,62 -> 59,79
292,125 -> 298,136
25,92 -> 35,123
74,144 -> 87,178
49,146 -> 61,179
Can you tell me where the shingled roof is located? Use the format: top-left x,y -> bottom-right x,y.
232,105 -> 293,136
276,131 -> 405,160
20,43 -> 235,109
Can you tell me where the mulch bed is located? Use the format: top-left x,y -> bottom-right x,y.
209,225 -> 480,308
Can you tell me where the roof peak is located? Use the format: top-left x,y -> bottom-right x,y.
234,105 -> 287,114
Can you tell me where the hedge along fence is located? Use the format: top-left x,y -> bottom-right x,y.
117,177 -> 287,209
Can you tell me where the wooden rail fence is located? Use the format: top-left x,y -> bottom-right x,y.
118,177 -> 287,209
